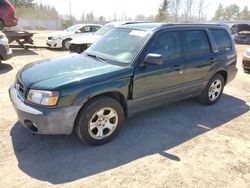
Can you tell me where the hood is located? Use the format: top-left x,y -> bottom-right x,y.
48,31 -> 72,38
19,53 -> 128,90
70,34 -> 101,45
231,24 -> 250,34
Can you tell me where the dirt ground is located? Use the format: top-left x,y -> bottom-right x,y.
0,31 -> 249,188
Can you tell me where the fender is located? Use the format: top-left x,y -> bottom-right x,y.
74,77 -> 132,106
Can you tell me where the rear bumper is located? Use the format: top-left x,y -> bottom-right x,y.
0,44 -> 12,60
9,85 -> 81,135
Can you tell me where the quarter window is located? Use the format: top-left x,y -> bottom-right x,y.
183,30 -> 211,56
147,31 -> 182,60
210,29 -> 232,52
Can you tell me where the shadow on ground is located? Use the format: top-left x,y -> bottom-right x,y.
11,49 -> 38,57
11,94 -> 249,184
0,63 -> 13,74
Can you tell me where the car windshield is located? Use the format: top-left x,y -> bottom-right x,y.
95,24 -> 115,35
86,28 -> 150,64
65,25 -> 82,32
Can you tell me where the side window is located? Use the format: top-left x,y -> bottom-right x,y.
80,26 -> 91,33
183,30 -> 211,56
210,29 -> 232,52
147,31 -> 182,60
92,26 -> 101,32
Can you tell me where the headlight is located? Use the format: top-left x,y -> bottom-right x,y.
27,89 -> 60,106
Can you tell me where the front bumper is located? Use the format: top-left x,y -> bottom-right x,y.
46,38 -> 63,48
0,44 -> 12,60
9,85 -> 81,135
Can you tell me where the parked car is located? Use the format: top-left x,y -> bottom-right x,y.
0,0 -> 18,30
0,31 -> 12,63
9,23 -> 237,145
231,24 -> 250,44
69,21 -> 146,53
242,48 -> 250,72
46,24 -> 102,49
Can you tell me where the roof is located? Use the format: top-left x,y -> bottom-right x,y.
118,22 -> 225,31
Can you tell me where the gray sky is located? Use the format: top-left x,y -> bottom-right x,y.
37,0 -> 249,20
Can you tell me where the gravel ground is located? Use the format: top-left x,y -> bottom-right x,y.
0,31 -> 249,188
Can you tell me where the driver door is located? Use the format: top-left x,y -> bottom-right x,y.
132,30 -> 185,107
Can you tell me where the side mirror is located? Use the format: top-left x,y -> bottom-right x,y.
144,53 -> 163,66
76,30 -> 81,33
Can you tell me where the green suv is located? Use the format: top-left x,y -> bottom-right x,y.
9,23 -> 238,145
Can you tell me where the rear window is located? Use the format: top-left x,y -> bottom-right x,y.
183,30 -> 211,57
210,29 -> 232,52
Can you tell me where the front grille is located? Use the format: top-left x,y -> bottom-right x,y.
243,59 -> 250,67
15,79 -> 26,100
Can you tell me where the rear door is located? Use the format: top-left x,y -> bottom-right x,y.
182,29 -> 214,94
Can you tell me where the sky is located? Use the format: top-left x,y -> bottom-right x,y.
36,0 -> 249,20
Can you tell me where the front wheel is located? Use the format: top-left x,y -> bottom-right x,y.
62,38 -> 72,50
199,74 -> 225,105
75,96 -> 124,145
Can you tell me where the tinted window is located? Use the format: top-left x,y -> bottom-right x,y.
80,26 -> 91,33
183,30 -> 211,56
210,29 -> 232,52
92,26 -> 101,32
147,31 -> 182,60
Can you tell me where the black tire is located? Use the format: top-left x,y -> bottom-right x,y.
199,74 -> 225,105
0,20 -> 4,31
75,96 -> 124,145
62,38 -> 72,50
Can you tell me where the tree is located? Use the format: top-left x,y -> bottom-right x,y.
156,0 -> 170,22
184,0 -> 193,22
197,0 -> 206,21
9,0 -> 34,7
86,12 -> 94,21
98,16 -> 105,22
239,6 -> 250,20
213,3 -> 224,21
81,12 -> 85,22
170,0 -> 182,22
135,14 -> 146,21
223,4 -> 240,20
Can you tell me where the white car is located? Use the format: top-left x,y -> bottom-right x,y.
46,24 -> 102,49
0,32 -> 12,63
69,22 -> 141,53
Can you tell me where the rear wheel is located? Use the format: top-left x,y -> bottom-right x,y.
199,74 -> 225,105
75,96 -> 124,145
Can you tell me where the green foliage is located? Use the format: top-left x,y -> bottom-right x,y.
213,3 -> 249,21
14,3 -> 59,20
239,6 -> 250,20
9,0 -> 34,8
213,3 -> 224,21
156,0 -> 170,22
223,4 -> 240,20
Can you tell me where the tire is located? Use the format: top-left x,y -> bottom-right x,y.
199,74 -> 225,105
0,20 -> 4,31
62,38 -> 72,50
69,44 -> 82,53
75,96 -> 124,145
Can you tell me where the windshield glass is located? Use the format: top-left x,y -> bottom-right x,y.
65,25 -> 82,32
95,24 -> 114,35
86,28 -> 150,64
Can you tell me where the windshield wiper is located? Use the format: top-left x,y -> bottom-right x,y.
85,52 -> 106,63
